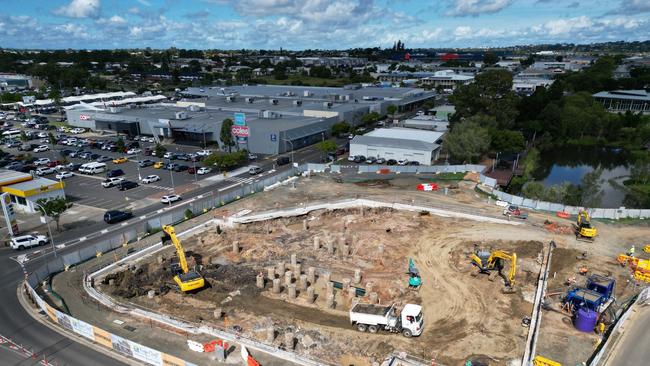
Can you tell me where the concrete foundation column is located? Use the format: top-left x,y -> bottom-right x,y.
284,332 -> 294,350
284,271 -> 293,286
326,282 -> 334,296
288,284 -> 297,299
347,287 -> 356,298
267,267 -> 276,280
366,282 -> 374,294
327,240 -> 334,254
266,328 -> 275,343
323,271 -> 331,285
293,263 -> 302,275
299,274 -> 308,291
108,279 -> 115,286
313,236 -> 320,251
342,278 -> 351,292
272,278 -> 281,294
256,274 -> 265,289
326,293 -> 335,308
369,292 -> 379,304
353,269 -> 362,284
214,308 -> 223,319
342,244 -> 350,257
232,241 -> 240,254
378,244 -> 384,256
307,286 -> 315,303
291,254 -> 297,267
307,267 -> 316,284
277,261 -> 285,275
147,290 -> 156,299
302,219 -> 308,231
157,255 -> 164,264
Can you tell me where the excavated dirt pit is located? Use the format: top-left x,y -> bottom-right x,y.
101,207 -> 616,365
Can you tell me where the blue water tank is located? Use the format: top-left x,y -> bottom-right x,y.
574,307 -> 598,333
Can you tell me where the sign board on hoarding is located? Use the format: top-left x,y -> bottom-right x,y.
1,193 -> 19,236
236,136 -> 248,145
234,112 -> 246,126
231,125 -> 249,137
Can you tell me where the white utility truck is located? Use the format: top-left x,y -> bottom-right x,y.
349,303 -> 423,337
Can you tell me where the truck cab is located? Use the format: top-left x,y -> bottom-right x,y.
399,304 -> 424,337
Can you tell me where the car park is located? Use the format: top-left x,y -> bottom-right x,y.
141,175 -> 160,184
161,194 -> 181,204
112,157 -> 128,164
103,210 -> 133,224
197,167 -> 211,175
102,177 -> 124,188
249,166 -> 263,175
118,180 -> 139,191
10,234 -> 48,250
55,171 -> 74,179
106,169 -> 124,178
34,158 -> 50,166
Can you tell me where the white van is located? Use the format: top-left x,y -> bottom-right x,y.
2,129 -> 21,139
80,162 -> 107,174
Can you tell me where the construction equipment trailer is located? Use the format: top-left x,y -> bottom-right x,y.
161,225 -> 205,292
350,303 -> 423,338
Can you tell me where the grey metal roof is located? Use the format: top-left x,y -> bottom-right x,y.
351,135 -> 434,151
593,90 -> 650,101
7,177 -> 59,191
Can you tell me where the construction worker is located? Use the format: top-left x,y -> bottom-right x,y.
629,245 -> 636,257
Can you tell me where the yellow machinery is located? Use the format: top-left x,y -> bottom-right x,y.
162,225 -> 205,292
576,210 -> 597,241
617,254 -> 650,283
533,355 -> 562,366
470,249 -> 517,292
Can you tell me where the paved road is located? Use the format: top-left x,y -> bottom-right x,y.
0,137 -> 335,365
603,304 -> 650,366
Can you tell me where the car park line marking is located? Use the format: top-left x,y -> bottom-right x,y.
157,209 -> 163,213
101,229 -> 108,234
140,216 -> 146,219
79,237 -> 86,241
121,222 -> 128,226
218,183 -> 240,192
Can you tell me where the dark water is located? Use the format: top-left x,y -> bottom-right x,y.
532,146 -> 632,208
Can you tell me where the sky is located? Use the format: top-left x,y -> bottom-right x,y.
0,0 -> 649,50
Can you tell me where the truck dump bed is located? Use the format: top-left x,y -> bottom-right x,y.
351,304 -> 392,316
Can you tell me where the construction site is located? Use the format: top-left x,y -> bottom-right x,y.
49,174 -> 650,365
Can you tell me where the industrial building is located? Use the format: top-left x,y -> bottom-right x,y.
349,127 -> 445,165
0,170 -> 66,213
402,115 -> 449,132
0,73 -> 32,91
65,104 -> 337,155
593,90 -> 650,114
420,70 -> 474,91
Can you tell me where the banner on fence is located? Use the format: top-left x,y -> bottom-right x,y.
93,326 -> 113,349
129,339 -> 163,366
70,317 -> 95,341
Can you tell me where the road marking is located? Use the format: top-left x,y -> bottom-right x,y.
157,209 -> 163,213
140,215 -> 146,219
79,236 -> 86,241
101,229 -> 108,234
218,183 -> 241,192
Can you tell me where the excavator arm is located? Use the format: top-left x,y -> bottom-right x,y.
488,250 -> 517,287
162,225 -> 189,274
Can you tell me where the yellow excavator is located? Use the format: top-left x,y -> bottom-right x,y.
162,225 -> 205,292
576,210 -> 597,241
470,249 -> 517,293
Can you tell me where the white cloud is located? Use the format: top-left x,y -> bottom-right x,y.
447,0 -> 513,17
540,16 -> 592,35
54,0 -> 101,19
97,15 -> 127,25
616,0 -> 650,14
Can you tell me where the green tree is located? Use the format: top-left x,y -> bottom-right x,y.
19,131 -> 28,143
361,112 -> 380,126
386,104 -> 397,119
316,139 -> 337,158
442,117 -> 491,163
580,169 -> 604,207
154,143 -> 167,158
489,129 -> 525,152
36,197 -> 71,232
273,63 -> 287,80
483,51 -> 499,66
220,118 -> 235,152
203,151 -> 246,171
630,157 -> 650,185
47,132 -> 57,146
521,181 -> 546,200
115,137 -> 125,153
331,121 -> 350,137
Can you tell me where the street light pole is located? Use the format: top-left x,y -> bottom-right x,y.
33,202 -> 57,258
169,160 -> 176,194
283,138 -> 294,164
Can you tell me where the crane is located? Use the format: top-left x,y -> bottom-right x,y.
576,210 -> 597,241
162,225 -> 205,292
470,249 -> 517,293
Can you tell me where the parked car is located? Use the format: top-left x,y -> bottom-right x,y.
366,156 -> 377,164
161,194 -> 181,204
197,167 -> 211,175
347,155 -> 356,162
96,156 -> 111,162
46,160 -> 62,168
126,148 -> 142,155
34,158 -> 50,166
353,155 -> 366,163
386,159 -> 398,166
112,157 -> 128,164
173,164 -> 189,172
117,180 -> 139,191
196,149 -> 212,156
188,167 -> 197,174
35,166 -> 55,176
249,166 -> 263,175
10,234 -> 48,250
175,154 -> 189,161
102,177 -> 125,188
32,145 -> 49,153
107,169 -> 124,178
248,153 -> 258,160
397,159 -> 408,166
5,140 -> 20,148
153,161 -> 163,169
408,161 -> 420,166
103,210 -> 133,224
141,175 -> 160,184
163,152 -> 175,159
376,157 -> 386,164
138,159 -> 154,167
276,156 -> 291,166
55,171 -> 74,179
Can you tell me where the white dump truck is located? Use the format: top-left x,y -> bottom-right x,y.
349,303 -> 423,337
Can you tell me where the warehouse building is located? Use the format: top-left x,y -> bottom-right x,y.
65,105 -> 337,155
349,127 -> 445,165
0,170 -> 66,213
593,90 -> 650,114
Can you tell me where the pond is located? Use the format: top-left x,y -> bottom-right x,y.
531,146 -> 633,208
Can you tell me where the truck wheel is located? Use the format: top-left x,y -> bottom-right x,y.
357,324 -> 367,332
402,329 -> 413,338
368,325 -> 378,333
18,245 -> 25,250
39,241 -> 45,246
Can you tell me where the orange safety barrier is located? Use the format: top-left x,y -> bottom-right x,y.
247,355 -> 261,366
556,212 -> 570,219
378,168 -> 391,174
203,339 -> 228,353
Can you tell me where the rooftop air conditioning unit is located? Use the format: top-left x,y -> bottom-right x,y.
323,102 -> 333,109
270,99 -> 279,105
303,90 -> 312,97
226,96 -> 235,102
175,111 -> 189,120
262,110 -> 279,119
293,100 -> 302,106
245,97 -> 254,103
108,107 -> 120,113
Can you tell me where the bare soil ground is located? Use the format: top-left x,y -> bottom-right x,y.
100,175 -> 650,365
